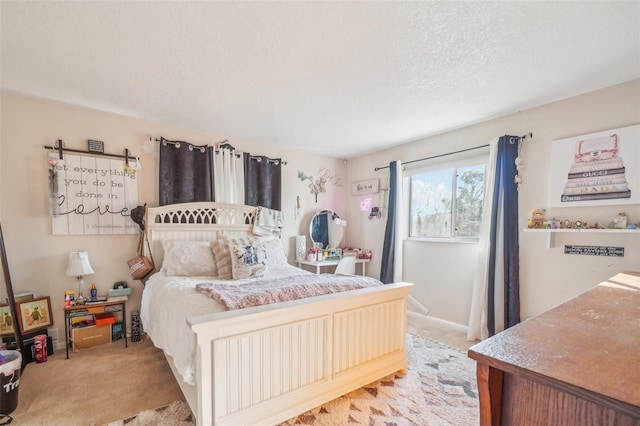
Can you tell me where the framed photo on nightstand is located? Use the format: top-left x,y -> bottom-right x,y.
16,296 -> 53,333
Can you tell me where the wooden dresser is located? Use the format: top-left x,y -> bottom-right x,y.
468,271 -> 640,426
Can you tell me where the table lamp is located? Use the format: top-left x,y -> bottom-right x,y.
65,251 -> 95,305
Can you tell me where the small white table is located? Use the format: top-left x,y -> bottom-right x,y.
297,258 -> 370,276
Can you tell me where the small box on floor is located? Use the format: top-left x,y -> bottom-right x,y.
73,325 -> 111,350
112,322 -> 123,341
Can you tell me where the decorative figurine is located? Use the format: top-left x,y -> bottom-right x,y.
529,209 -> 546,229
613,212 -> 628,229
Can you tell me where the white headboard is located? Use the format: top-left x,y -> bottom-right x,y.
145,202 -> 257,268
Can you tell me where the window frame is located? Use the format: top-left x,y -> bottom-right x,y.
407,155 -> 487,243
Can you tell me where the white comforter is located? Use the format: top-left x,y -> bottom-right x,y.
140,264 -> 312,386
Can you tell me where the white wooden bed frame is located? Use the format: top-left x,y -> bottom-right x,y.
145,202 -> 413,426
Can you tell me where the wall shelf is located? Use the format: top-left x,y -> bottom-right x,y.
522,228 -> 639,248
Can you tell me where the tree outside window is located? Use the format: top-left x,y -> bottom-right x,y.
410,162 -> 485,239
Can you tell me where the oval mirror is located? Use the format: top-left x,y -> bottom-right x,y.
310,210 -> 345,249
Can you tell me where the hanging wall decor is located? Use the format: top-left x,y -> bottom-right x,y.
351,178 -> 379,196
548,124 -> 639,208
298,168 -> 342,202
48,152 -> 139,235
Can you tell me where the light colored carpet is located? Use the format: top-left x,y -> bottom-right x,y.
9,336 -> 184,425
112,333 -> 479,426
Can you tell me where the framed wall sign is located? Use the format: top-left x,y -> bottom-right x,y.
564,245 -> 624,257
352,178 -> 379,196
548,124 -> 639,207
87,139 -> 104,153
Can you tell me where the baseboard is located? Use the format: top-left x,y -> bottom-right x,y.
407,311 -> 469,334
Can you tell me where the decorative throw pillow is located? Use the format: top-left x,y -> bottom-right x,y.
210,235 -> 272,280
262,239 -> 289,268
161,240 -> 218,277
229,244 -> 267,280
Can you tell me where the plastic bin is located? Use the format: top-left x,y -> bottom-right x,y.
0,350 -> 21,415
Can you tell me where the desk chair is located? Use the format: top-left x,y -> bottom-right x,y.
334,256 -> 356,275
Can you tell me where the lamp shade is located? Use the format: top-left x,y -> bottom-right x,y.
65,251 -> 95,276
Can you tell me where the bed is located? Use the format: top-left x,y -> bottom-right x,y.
141,202 -> 414,426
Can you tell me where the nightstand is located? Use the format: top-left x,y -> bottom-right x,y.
63,299 -> 128,359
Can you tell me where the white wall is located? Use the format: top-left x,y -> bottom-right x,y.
2,81 -> 638,339
0,91 -> 346,336
346,79 -> 640,329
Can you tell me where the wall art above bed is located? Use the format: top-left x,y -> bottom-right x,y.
48,152 -> 139,235
548,124 -> 640,208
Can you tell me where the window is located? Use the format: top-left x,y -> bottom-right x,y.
409,161 -> 486,239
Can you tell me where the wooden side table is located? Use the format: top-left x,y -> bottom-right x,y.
63,299 -> 128,359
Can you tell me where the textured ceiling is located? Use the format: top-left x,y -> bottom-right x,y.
2,1 -> 639,158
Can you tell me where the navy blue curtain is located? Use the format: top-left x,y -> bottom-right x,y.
487,136 -> 521,335
244,154 -> 282,211
159,138 -> 214,205
380,161 -> 398,284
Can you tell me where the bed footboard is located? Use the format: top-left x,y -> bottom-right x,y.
189,282 -> 413,426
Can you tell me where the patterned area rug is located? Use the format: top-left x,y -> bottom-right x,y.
105,400 -> 194,426
107,333 -> 478,426
280,333 -> 478,425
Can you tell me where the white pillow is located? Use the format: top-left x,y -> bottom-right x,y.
210,235 -> 272,280
161,240 -> 218,277
263,239 -> 288,268
229,244 -> 267,280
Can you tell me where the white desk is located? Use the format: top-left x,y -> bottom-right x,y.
297,258 -> 370,276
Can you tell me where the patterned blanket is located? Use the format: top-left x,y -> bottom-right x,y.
196,274 -> 383,310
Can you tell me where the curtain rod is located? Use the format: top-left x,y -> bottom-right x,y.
374,133 -> 532,171
44,139 -> 136,161
155,137 -> 287,165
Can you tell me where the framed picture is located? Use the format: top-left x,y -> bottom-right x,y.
352,178 -> 380,196
16,296 -> 53,334
548,124 -> 639,207
0,305 -> 15,336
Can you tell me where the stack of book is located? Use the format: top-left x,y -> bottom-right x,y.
561,134 -> 631,202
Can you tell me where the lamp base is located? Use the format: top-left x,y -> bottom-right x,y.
76,276 -> 87,305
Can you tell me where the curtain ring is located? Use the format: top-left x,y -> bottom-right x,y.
162,140 -> 168,146
175,142 -> 181,149
188,145 -> 193,151
200,147 -> 206,153
273,160 -> 279,165
256,157 -> 262,163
